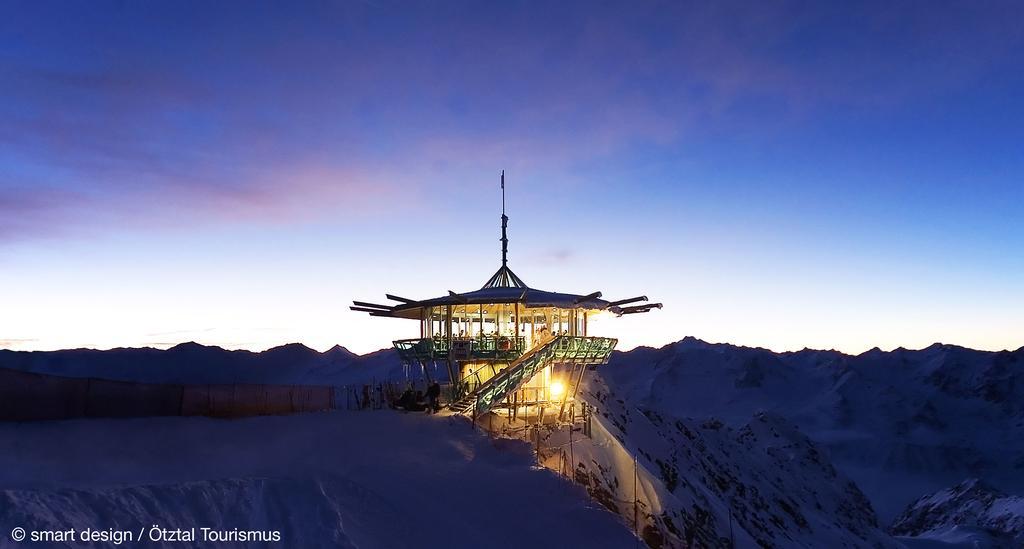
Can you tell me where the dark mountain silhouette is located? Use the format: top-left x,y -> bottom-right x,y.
0,342 -> 399,386
2,336 -> 1022,528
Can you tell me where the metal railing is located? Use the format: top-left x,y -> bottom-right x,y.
452,336 -> 617,416
393,335 -> 527,362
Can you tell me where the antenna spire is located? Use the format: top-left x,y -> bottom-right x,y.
481,170 -> 527,289
500,170 -> 508,267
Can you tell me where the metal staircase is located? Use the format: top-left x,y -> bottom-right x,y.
449,336 -> 617,417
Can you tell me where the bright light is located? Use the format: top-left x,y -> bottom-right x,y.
550,381 -> 565,399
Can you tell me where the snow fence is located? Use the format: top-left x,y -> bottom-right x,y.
0,368 -> 334,421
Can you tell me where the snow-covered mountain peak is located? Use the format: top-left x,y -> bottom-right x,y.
324,344 -> 356,357
673,336 -> 714,351
573,373 -> 897,547
594,336 -> 1024,525
891,478 -> 1024,547
166,341 -> 222,353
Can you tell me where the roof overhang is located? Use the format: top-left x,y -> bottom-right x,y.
353,287 -> 661,319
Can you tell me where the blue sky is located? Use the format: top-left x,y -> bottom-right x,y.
2,1 -> 1022,353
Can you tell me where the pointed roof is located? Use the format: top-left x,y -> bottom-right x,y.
481,264 -> 527,289
350,170 -> 662,319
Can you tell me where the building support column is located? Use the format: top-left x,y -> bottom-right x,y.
514,302 -> 520,349
445,304 -> 456,392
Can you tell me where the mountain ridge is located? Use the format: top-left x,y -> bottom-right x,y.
2,335 -> 1022,545
5,334 -> 1022,358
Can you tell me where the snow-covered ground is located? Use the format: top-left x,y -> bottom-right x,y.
598,338 -> 1024,524
890,479 -> 1024,548
0,412 -> 635,549
4,336 -> 1023,547
548,372 -> 900,548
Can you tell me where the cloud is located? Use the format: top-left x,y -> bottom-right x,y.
0,186 -> 93,242
2,1 -> 1021,244
144,328 -> 216,337
540,248 -> 574,264
0,338 -> 39,349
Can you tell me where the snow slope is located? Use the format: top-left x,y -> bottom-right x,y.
5,336 -> 1023,544
891,478 -> 1024,548
599,338 -> 1024,522
548,372 -> 899,548
0,412 -> 635,549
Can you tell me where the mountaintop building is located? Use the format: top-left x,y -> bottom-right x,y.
352,172 -> 660,419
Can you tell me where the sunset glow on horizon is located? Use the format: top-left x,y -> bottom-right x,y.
2,2 -> 1023,355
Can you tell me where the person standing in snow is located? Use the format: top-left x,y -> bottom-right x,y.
426,381 -> 441,413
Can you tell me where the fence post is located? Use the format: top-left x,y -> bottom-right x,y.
472,393 -> 478,429
534,424 -> 540,462
729,509 -> 735,548
633,454 -> 639,541
569,420 -> 574,481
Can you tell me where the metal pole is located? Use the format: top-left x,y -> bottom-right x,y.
569,420 -> 574,481
557,363 -> 574,422
512,390 -> 518,422
445,304 -> 455,389
500,170 -> 508,267
514,301 -> 519,340
729,509 -> 735,548
535,425 -> 540,462
634,454 -> 639,545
